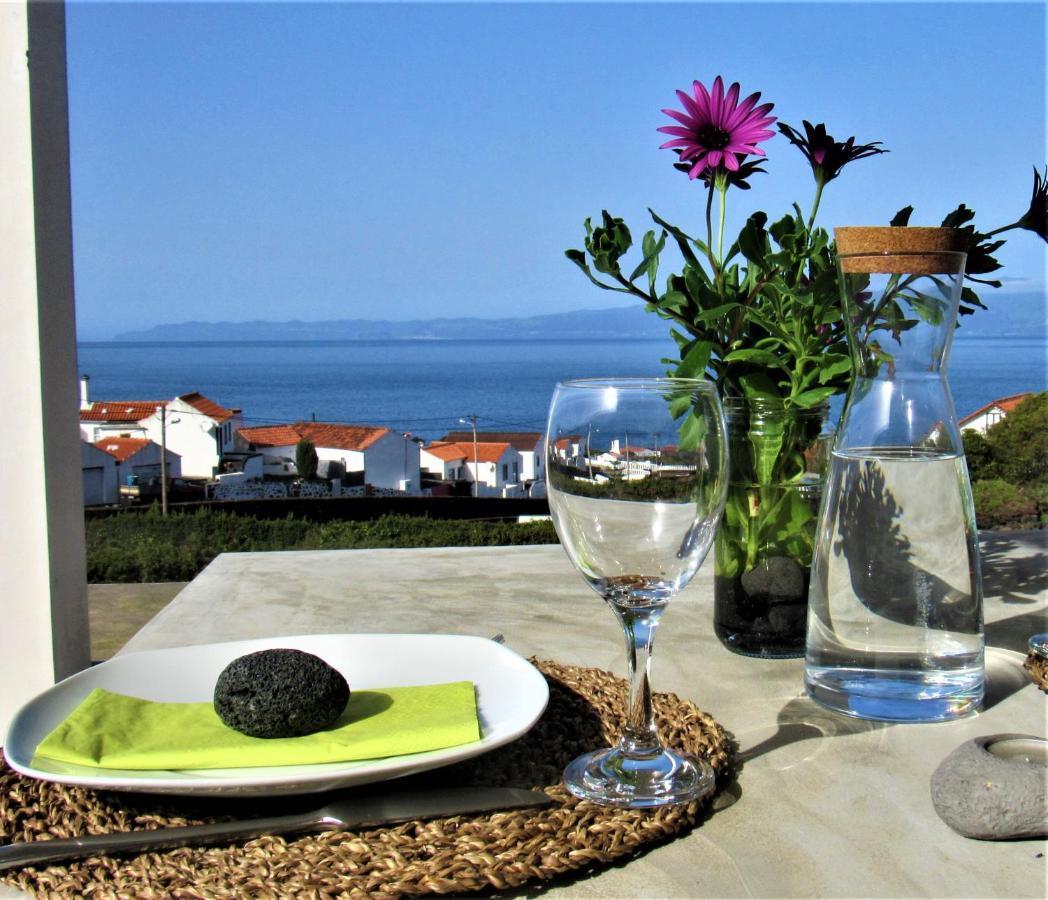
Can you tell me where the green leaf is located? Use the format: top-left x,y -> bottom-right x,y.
749,416 -> 784,485
678,409 -> 708,453
737,212 -> 770,268
737,372 -> 783,403
791,386 -> 837,408
723,348 -> 787,369
692,302 -> 741,324
659,290 -> 689,312
675,340 -> 713,379
890,206 -> 914,227
648,209 -> 704,267
769,213 -> 800,248
564,249 -> 632,293
817,357 -> 853,384
629,229 -> 667,288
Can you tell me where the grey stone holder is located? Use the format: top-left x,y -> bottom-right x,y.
931,734 -> 1048,840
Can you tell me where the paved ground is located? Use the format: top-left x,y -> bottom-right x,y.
88,582 -> 186,660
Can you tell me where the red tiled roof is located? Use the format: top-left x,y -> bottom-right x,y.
294,422 -> 390,451
79,401 -> 161,423
424,442 -> 468,463
238,425 -> 304,447
442,431 -> 541,451
238,422 -> 390,451
179,392 -> 236,424
425,441 -> 512,464
959,392 -> 1035,426
94,436 -> 154,462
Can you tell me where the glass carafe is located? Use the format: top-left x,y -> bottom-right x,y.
805,227 -> 984,723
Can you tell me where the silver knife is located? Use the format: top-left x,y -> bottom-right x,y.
0,785 -> 552,871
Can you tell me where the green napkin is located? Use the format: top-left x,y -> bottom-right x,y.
34,682 -> 479,770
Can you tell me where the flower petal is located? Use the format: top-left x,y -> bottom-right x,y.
723,152 -> 740,171
661,108 -> 696,128
659,138 -> 698,150
657,126 -> 700,138
692,80 -> 712,117
724,91 -> 761,130
707,150 -> 723,167
724,81 -> 741,117
676,88 -> 703,121
711,76 -> 725,124
688,155 -> 711,178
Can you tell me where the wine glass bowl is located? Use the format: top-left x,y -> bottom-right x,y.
545,377 -> 728,807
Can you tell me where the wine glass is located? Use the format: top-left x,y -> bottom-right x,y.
545,377 -> 728,807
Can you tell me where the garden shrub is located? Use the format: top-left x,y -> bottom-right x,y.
972,479 -> 1038,529
87,508 -> 559,583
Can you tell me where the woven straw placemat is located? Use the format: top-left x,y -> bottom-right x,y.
1,659 -> 735,898
1024,651 -> 1048,693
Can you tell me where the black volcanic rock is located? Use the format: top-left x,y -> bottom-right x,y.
213,648 -> 350,738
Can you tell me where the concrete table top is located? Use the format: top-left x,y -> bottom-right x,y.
5,532 -> 1045,898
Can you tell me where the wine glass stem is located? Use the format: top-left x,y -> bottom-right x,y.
612,603 -> 664,758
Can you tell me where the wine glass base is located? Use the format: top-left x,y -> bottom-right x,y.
563,746 -> 715,808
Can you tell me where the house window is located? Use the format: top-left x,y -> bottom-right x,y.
502,463 -> 508,480
513,461 -> 519,479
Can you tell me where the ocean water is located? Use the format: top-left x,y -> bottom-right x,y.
76,336 -> 1046,442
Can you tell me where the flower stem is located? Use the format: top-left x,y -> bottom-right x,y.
794,175 -> 827,285
705,180 -> 717,271
981,222 -> 1021,238
806,175 -> 826,233
717,179 -> 728,266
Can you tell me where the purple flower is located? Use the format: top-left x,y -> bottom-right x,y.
778,121 -> 886,183
658,76 -> 776,179
1017,165 -> 1048,242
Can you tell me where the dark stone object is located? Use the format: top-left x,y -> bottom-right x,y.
214,649 -> 350,738
714,555 -> 810,658
739,555 -> 805,601
931,734 -> 1048,840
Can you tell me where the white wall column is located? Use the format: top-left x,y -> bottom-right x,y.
0,0 -> 89,739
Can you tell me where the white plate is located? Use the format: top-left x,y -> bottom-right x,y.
3,633 -> 548,797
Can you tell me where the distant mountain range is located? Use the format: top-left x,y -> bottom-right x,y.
112,292 -> 1045,343
113,307 -> 671,342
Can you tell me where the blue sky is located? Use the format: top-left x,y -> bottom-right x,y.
66,1 -> 1047,340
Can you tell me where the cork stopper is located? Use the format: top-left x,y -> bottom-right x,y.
835,226 -> 967,274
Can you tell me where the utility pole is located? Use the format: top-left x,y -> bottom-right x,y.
157,405 -> 168,516
459,415 -> 479,498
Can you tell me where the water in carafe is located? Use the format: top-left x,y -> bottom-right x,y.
805,229 -> 983,722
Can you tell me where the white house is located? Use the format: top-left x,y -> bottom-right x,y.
442,430 -> 544,484
237,422 -> 421,492
79,377 -> 241,480
421,440 -> 522,497
94,436 -> 182,485
420,442 -> 468,483
80,441 -> 120,506
959,392 -> 1034,435
137,393 -> 243,480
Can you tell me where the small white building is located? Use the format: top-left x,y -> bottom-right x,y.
78,377 -> 241,480
237,422 -> 421,492
421,440 -> 522,497
442,430 -> 544,484
81,440 -> 120,506
137,393 -> 243,480
94,436 -> 182,485
959,392 -> 1035,435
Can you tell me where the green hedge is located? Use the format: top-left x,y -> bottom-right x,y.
963,392 -> 1047,531
87,508 -> 559,583
971,479 -> 1040,530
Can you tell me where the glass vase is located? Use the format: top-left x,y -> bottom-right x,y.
805,226 -> 983,722
714,398 -> 832,658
